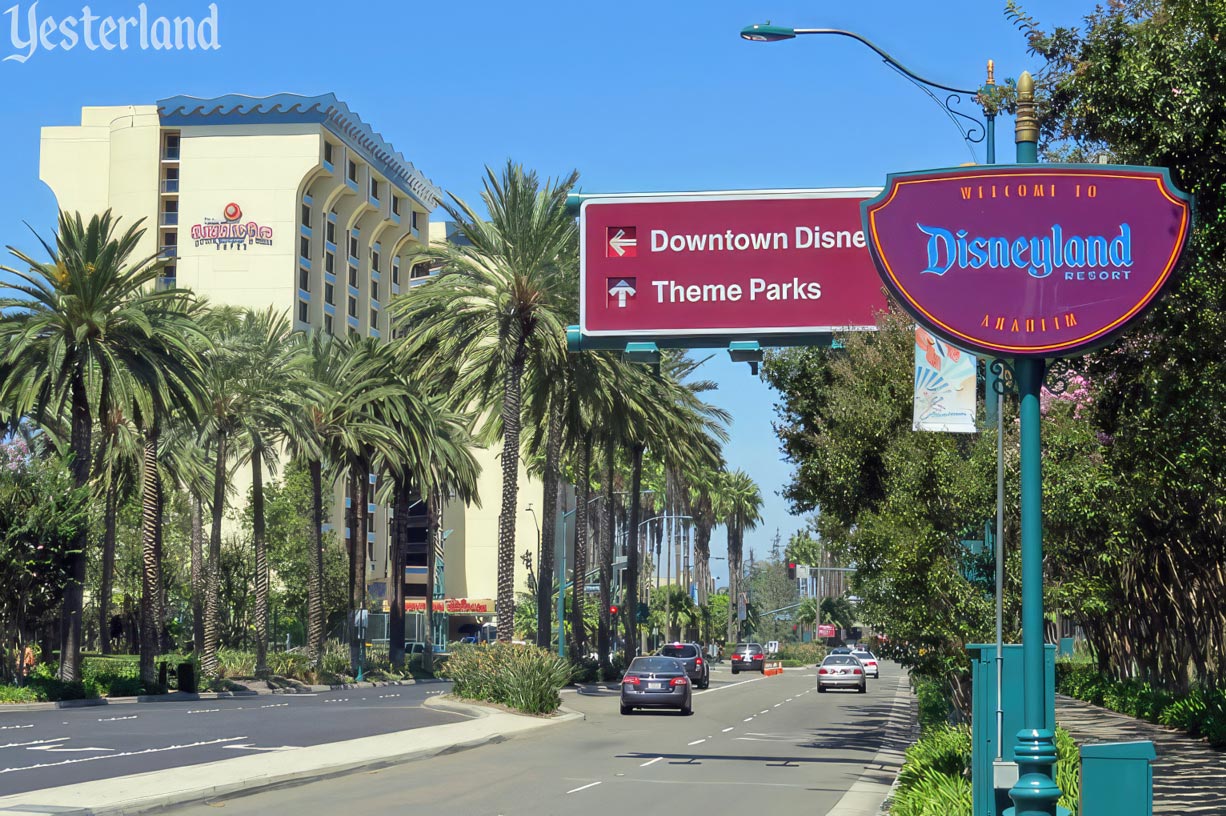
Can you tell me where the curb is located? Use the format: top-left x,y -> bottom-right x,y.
0,698 -> 579,816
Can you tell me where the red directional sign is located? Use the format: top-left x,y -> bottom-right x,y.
579,190 -> 887,341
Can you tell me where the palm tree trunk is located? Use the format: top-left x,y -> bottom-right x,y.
139,431 -> 162,688
424,494 -> 440,675
252,451 -> 269,677
58,369 -> 92,682
306,459 -> 325,665
727,525 -> 742,644
99,478 -> 119,655
626,441 -> 645,662
348,470 -> 365,673
202,434 -> 227,678
191,494 -> 205,655
571,435 -> 591,657
389,480 -> 408,670
536,396 -> 563,649
495,343 -> 528,642
598,440 -> 614,672
695,522 -> 712,608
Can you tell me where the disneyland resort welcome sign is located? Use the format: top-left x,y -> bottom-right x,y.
862,166 -> 1192,357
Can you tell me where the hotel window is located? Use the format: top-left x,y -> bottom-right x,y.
349,326 -> 358,339
324,314 -> 334,335
348,160 -> 357,182
161,199 -> 179,226
371,281 -> 379,302
411,262 -> 430,280
348,296 -> 357,317
162,166 -> 179,194
326,218 -> 336,245
392,259 -> 400,285
298,267 -> 310,292
349,233 -> 359,259
300,236 -> 310,260
392,197 -> 401,217
298,300 -> 309,323
411,211 -> 419,231
324,141 -> 334,165
301,203 -> 311,228
371,247 -> 380,273
325,252 -> 335,274
370,309 -> 378,328
348,266 -> 358,288
162,132 -> 181,161
160,230 -> 177,258
369,178 -> 379,201
325,282 -> 335,305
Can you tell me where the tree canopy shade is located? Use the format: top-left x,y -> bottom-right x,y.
0,210 -> 205,681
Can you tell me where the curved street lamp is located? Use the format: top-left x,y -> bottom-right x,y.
739,23 -> 997,163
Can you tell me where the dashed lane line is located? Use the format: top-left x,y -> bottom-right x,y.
687,739 -> 706,746
97,715 -> 138,722
0,725 -> 33,731
721,727 -> 734,732
0,736 -> 248,775
566,781 -> 602,794
640,757 -> 663,767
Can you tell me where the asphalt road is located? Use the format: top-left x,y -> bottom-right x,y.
0,681 -> 461,795
174,661 -> 910,816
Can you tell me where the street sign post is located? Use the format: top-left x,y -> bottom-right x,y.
571,189 -> 888,351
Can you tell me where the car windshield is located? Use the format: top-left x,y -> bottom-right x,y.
660,644 -> 698,658
734,644 -> 762,653
628,657 -> 684,674
823,655 -> 859,666
852,651 -> 875,660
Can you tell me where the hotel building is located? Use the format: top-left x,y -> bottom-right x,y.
39,94 -> 543,640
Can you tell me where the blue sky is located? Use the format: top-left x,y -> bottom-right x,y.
0,0 -> 1088,583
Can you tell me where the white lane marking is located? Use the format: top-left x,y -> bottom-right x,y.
687,739 -> 706,746
324,698 -> 349,704
786,698 -> 794,702
260,703 -> 288,709
693,676 -> 765,696
378,693 -> 400,699
0,736 -> 247,775
0,725 -> 33,731
773,703 -> 783,708
28,744 -> 112,753
566,781 -> 602,794
759,709 -> 769,714
223,744 -> 301,752
186,708 -> 220,715
722,727 -> 734,733
0,738 -> 69,750
640,756 -> 663,767
743,717 -> 754,722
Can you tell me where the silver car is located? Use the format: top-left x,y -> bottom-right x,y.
817,653 -> 867,693
620,656 -> 693,715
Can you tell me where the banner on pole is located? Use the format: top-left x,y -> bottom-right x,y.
913,327 -> 977,433
816,624 -> 837,638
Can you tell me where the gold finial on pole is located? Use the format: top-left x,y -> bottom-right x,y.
987,59 -> 995,86
1015,70 -> 1038,144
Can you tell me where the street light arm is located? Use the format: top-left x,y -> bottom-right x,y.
791,28 -> 978,95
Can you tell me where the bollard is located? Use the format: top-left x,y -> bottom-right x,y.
177,661 -> 197,694
157,662 -> 168,690
1079,741 -> 1156,816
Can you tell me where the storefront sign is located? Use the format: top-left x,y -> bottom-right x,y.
579,190 -> 887,341
190,202 -> 274,250
863,166 -> 1192,357
404,597 -> 494,614
816,624 -> 837,638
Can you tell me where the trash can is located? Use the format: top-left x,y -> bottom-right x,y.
1079,741 -> 1156,816
177,661 -> 197,694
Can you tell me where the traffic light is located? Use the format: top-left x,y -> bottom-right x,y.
609,604 -> 619,616
788,562 -> 797,580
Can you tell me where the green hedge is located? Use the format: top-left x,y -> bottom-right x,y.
442,642 -> 573,715
778,642 -> 828,665
1057,659 -> 1226,747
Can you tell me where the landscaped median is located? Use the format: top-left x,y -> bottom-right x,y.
440,641 -> 574,715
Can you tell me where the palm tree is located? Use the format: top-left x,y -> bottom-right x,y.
686,464 -> 724,611
94,407 -> 141,654
231,308 -> 304,677
392,161 -> 578,642
719,469 -> 763,643
0,210 -> 200,681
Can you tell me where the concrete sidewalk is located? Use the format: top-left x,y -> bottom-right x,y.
1057,695 -> 1226,814
0,696 -> 583,816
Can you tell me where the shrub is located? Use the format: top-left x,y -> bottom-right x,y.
0,684 -> 41,704
1055,726 -> 1081,812
321,640 -> 351,677
891,725 -> 972,816
267,651 -> 312,679
778,642 -> 828,665
913,675 -> 954,732
442,642 -> 573,715
569,655 -> 600,683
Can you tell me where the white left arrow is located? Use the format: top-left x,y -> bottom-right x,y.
609,229 -> 637,257
27,740 -> 112,753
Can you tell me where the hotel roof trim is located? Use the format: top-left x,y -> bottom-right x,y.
157,93 -> 443,210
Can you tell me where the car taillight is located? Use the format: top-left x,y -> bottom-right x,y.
818,668 -> 829,675
852,668 -> 862,675
695,657 -> 703,666
670,676 -> 688,686
622,676 -> 640,685
753,654 -> 763,660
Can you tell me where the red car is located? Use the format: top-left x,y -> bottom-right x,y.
730,642 -> 766,674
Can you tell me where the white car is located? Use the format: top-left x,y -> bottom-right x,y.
850,649 -> 879,678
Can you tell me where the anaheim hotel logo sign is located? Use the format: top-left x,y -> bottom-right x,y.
580,190 -> 888,339
863,166 -> 1192,357
191,203 -> 273,250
